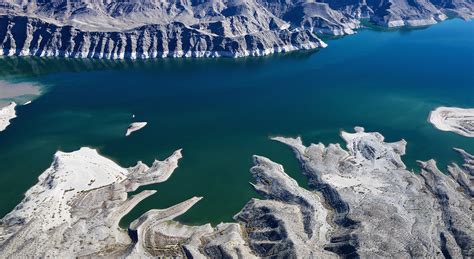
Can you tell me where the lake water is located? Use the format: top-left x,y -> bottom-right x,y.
0,19 -> 472,227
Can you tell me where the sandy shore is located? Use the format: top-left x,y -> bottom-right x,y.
429,107 -> 474,137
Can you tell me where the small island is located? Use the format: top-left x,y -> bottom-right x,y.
125,122 -> 148,136
429,107 -> 474,137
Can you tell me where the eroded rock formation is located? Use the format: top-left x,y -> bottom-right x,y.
272,127 -> 473,257
0,147 -> 186,257
0,0 -> 472,59
0,127 -> 472,257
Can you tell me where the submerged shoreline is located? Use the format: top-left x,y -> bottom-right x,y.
0,80 -> 42,132
0,80 -> 41,107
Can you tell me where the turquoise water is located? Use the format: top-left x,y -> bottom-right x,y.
0,19 -> 472,227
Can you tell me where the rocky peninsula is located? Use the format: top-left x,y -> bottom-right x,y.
0,0 -> 472,59
1,127 -> 472,257
0,102 -> 16,132
429,107 -> 474,137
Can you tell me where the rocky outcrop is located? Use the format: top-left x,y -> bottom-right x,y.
256,1 -> 361,35
0,128 -> 473,257
418,158 -> 474,257
0,147 -> 186,257
126,122 -> 147,136
235,155 -> 336,258
0,0 -> 472,59
272,127 -> 473,257
429,107 -> 474,137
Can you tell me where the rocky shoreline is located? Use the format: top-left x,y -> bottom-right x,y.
126,122 -> 148,137
1,127 -> 472,257
429,107 -> 474,137
0,15 -> 325,60
0,0 -> 472,60
0,102 -> 16,132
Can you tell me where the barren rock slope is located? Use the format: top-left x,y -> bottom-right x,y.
1,127 -> 472,257
0,0 -> 471,59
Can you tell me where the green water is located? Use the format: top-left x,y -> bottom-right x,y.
0,19 -> 473,227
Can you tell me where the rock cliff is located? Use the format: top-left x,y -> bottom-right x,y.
0,0 -> 472,59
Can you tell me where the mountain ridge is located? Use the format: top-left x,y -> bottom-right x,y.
0,0 -> 472,59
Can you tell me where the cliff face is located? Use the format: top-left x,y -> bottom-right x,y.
0,15 -> 324,59
0,0 -> 472,59
1,128 -> 472,258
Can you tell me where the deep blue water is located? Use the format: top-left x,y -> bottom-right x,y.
0,19 -> 472,226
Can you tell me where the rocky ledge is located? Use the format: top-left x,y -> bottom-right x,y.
0,0 -> 472,60
429,107 -> 474,137
1,127 -> 472,257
